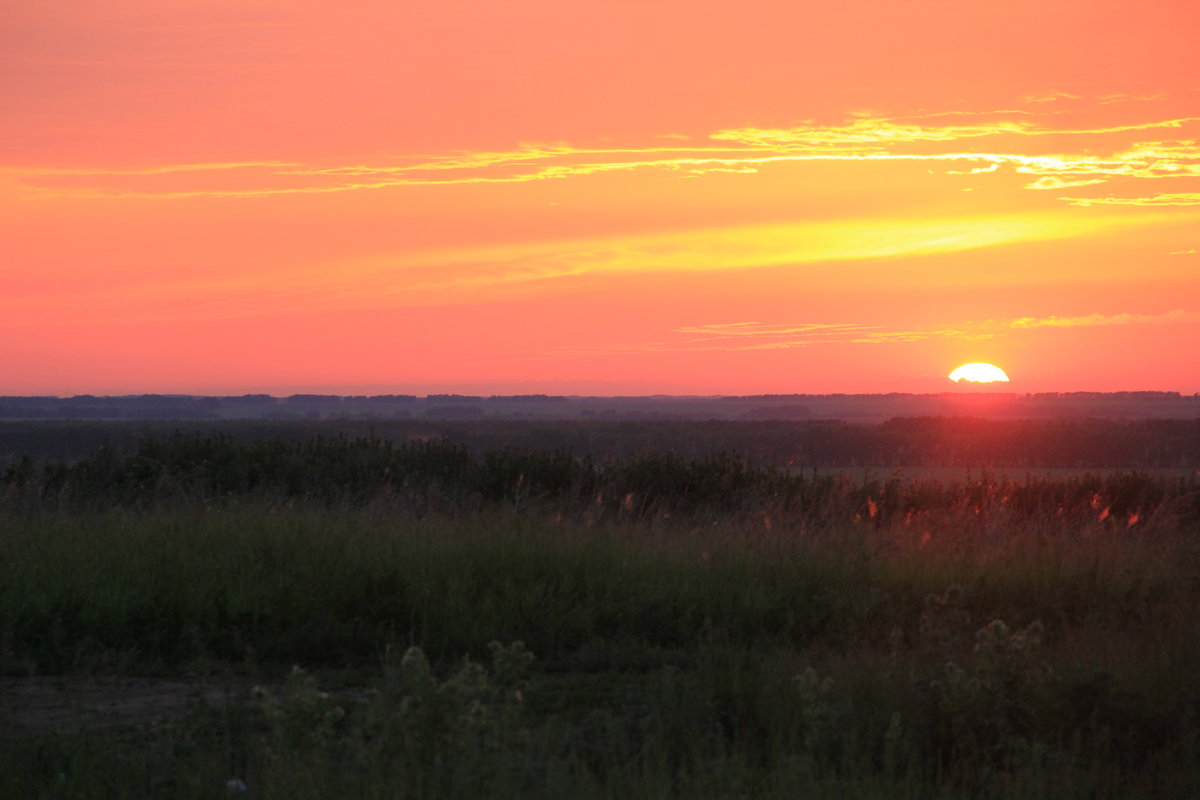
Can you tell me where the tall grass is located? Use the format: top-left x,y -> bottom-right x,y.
1,434 -> 1198,797
5,432 -> 1197,529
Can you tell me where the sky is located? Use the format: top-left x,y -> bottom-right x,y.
3,0 -> 1198,396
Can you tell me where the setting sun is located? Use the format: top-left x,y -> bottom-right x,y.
949,363 -> 1011,383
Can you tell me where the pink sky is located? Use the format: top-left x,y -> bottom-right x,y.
3,1 -> 1198,395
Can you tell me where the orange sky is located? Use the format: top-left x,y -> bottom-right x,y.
3,0 -> 1198,395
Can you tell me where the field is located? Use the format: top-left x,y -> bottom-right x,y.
2,420 -> 1199,798
3,391 -> 1198,425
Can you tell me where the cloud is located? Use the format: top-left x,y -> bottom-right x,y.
849,328 -> 993,344
946,163 -> 1001,175
139,211 -> 1122,315
670,322 -> 883,349
1007,310 -> 1200,328
574,321 -> 986,354
10,96 -> 1199,206
1025,176 -> 1108,190
11,207 -> 1157,327
674,322 -> 995,347
581,309 -> 1200,356
366,212 -> 1127,293
676,322 -> 868,337
708,119 -> 1033,149
1023,91 -> 1081,104
1060,192 -> 1200,207
709,116 -> 1199,151
1097,92 -> 1167,105
1007,141 -> 1200,184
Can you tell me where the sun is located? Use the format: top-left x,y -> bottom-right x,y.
948,362 -> 1010,383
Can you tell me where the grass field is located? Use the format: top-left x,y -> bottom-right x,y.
2,430 -> 1199,798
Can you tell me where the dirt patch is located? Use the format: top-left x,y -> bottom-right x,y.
1,677 -> 236,735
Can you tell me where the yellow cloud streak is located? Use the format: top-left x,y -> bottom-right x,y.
24,210 -> 1141,326
289,211 -> 1152,310
578,308 -> 1199,355
1008,310 -> 1200,328
675,322 -> 869,336
420,215 -> 1109,283
11,107 -> 1199,204
1025,177 -> 1109,190
709,116 -> 1199,148
654,323 -> 990,352
578,323 -> 886,353
36,143 -> 1199,201
1061,192 -> 1200,207
9,153 -> 1002,199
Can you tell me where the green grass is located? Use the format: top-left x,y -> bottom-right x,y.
3,504 -> 1199,797
2,434 -> 1199,797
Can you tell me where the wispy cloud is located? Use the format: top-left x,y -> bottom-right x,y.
850,328 -> 992,344
571,322 -> 985,354
708,118 -> 1031,148
708,116 -> 1198,149
1023,91 -> 1081,104
10,96 -> 1200,206
10,207 -> 1160,328
671,322 -> 886,349
1025,176 -> 1108,190
1097,92 -> 1167,105
675,322 -> 869,337
580,309 -> 1200,355
1061,192 -> 1200,207
1008,310 -> 1200,328
349,213 -> 1128,294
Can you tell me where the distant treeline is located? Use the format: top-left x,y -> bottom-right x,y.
0,394 -> 422,419
0,395 -> 224,419
1,391 -> 1196,423
723,391 -> 1189,400
1,417 -> 1198,469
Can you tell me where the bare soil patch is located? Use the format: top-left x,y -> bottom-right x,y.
1,677 -> 233,735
